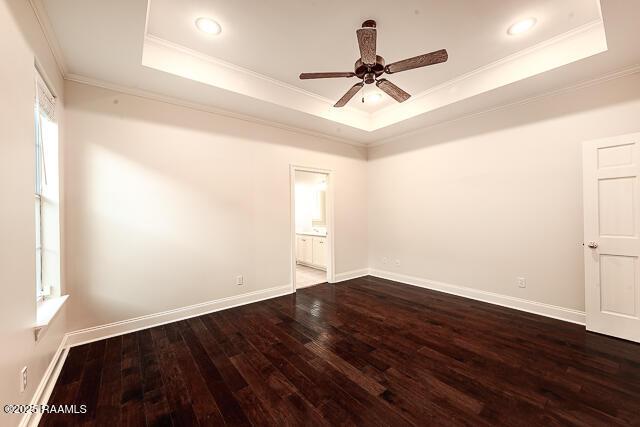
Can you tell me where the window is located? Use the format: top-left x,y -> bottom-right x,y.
34,69 -> 60,301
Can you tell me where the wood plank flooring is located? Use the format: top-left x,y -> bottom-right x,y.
42,276 -> 640,426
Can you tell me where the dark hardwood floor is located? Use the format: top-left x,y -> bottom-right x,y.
42,276 -> 640,426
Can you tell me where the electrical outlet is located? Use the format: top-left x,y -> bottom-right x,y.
517,277 -> 526,288
236,275 -> 244,286
394,259 -> 401,266
20,367 -> 27,393
381,257 -> 388,264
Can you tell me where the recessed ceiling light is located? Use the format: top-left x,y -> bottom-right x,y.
507,18 -> 537,36
195,17 -> 222,35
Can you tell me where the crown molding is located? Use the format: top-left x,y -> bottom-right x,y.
369,63 -> 640,147
142,14 -> 607,133
32,0 -> 624,147
63,63 -> 640,149
142,1 -> 366,120
64,73 -> 367,147
141,35 -> 372,131
27,0 -> 68,77
376,20 -> 605,119
29,0 -> 364,145
61,63 -> 640,149
144,34 -> 343,108
370,19 -> 607,130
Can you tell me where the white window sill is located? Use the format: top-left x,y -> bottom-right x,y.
35,295 -> 68,341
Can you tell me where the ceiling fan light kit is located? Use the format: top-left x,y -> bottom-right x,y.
300,20 -> 449,107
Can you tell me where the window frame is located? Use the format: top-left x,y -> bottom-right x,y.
34,68 -> 56,301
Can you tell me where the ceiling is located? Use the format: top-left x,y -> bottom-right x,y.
146,0 -> 600,112
36,0 -> 640,144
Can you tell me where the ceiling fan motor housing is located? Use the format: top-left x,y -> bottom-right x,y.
362,19 -> 376,28
355,55 -> 385,83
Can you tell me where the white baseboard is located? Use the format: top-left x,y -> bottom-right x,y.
333,268 -> 370,283
20,336 -> 69,427
369,269 -> 586,325
65,284 -> 292,348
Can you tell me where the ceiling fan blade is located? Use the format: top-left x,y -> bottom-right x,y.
376,79 -> 411,103
334,82 -> 364,107
299,72 -> 356,80
356,28 -> 377,65
385,49 -> 448,74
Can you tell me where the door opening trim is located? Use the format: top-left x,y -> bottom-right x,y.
290,165 -> 335,292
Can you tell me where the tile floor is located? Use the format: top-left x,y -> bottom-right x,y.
295,264 -> 326,288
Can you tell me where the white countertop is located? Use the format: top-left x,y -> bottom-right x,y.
296,231 -> 327,237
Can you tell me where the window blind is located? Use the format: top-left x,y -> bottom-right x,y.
35,71 -> 55,121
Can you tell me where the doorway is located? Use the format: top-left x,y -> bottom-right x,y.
290,166 -> 334,290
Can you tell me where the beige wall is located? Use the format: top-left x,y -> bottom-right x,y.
63,81 -> 368,331
368,72 -> 640,312
0,1 -> 67,425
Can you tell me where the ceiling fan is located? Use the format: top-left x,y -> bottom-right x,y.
300,20 -> 448,107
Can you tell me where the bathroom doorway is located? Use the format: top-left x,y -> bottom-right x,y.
290,166 -> 334,290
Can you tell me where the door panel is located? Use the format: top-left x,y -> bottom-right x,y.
312,237 -> 326,268
296,236 -> 308,263
598,178 -> 635,236
600,255 -> 637,317
302,237 -> 313,264
583,133 -> 640,343
598,143 -> 634,168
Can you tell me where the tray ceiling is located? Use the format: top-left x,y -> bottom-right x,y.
146,0 -> 601,113
35,0 -> 640,143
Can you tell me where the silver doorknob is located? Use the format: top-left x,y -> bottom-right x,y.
587,241 -> 599,249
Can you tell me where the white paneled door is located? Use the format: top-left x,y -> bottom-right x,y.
583,133 -> 640,343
